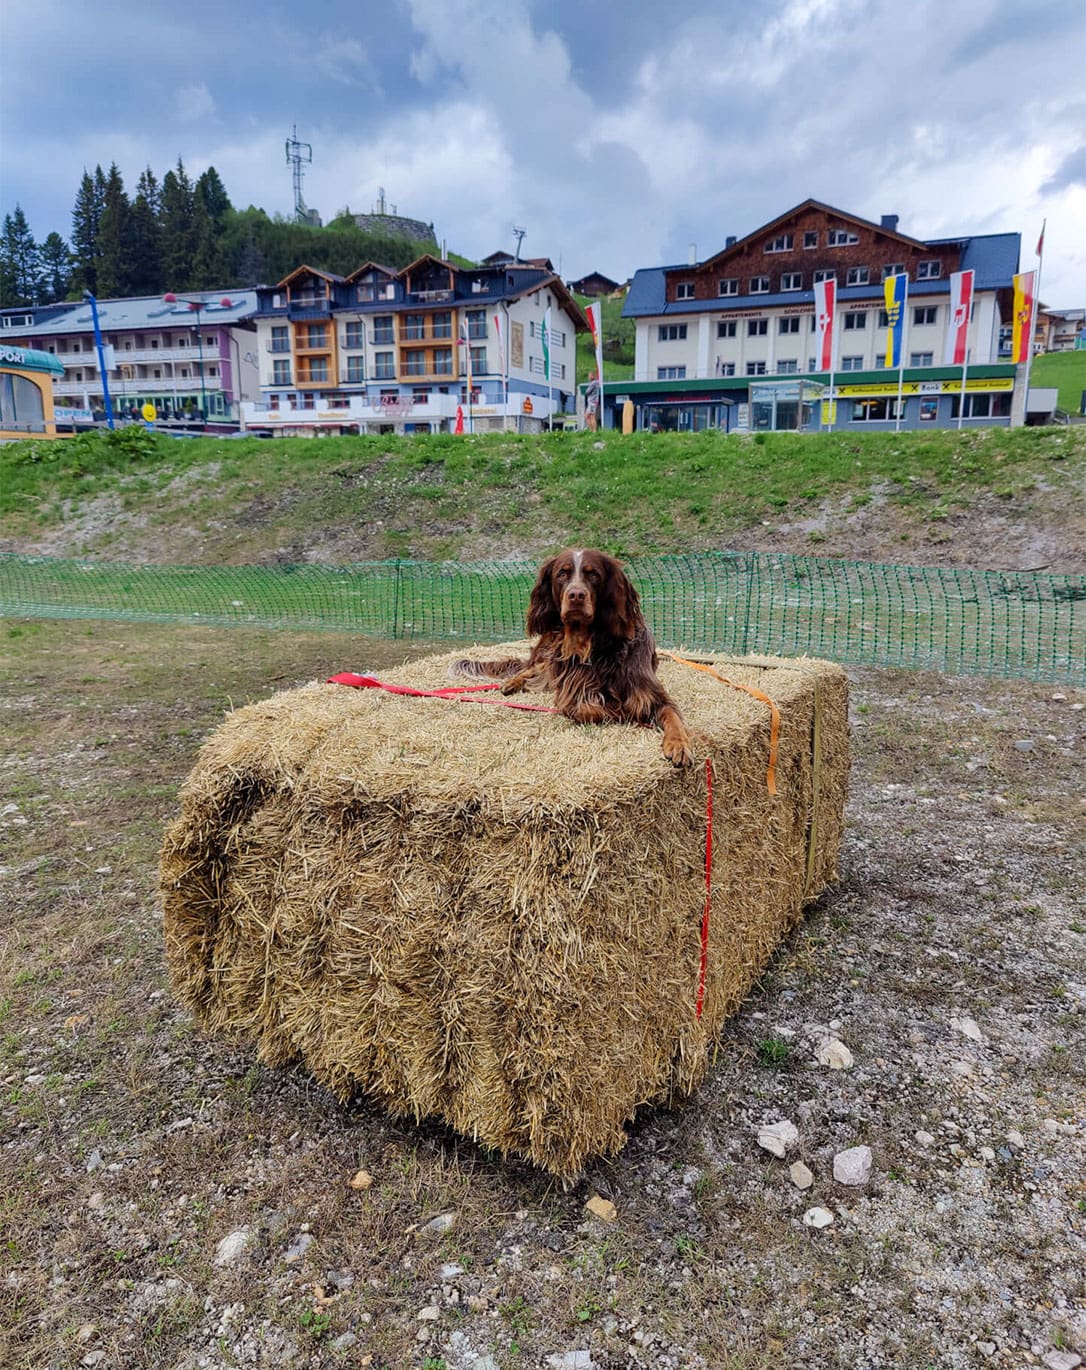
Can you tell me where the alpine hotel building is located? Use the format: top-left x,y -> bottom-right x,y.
615,200 -> 1023,433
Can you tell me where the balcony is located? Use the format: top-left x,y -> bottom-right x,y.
340,333 -> 366,350
287,302 -> 331,321
266,340 -> 291,353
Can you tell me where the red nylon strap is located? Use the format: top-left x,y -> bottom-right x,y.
695,757 -> 713,1020
327,672 -> 558,713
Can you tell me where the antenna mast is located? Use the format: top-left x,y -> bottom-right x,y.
285,125 -> 313,222
512,225 -> 527,261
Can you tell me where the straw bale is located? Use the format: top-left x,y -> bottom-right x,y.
160,646 -> 849,1176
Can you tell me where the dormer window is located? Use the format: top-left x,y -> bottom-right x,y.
828,227 -> 859,246
917,260 -> 942,279
750,276 -> 770,294
676,283 -> 695,300
764,233 -> 793,253
718,278 -> 738,297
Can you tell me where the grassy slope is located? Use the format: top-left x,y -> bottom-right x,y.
1,424 -> 1082,567
1030,350 -> 1086,412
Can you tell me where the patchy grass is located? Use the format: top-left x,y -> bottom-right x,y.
1031,350 -> 1086,413
1,617 -> 1083,1368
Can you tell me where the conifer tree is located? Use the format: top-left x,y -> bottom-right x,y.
160,158 -> 196,290
0,206 -> 41,306
70,166 -> 105,295
38,232 -> 73,302
96,163 -> 131,298
128,167 -> 163,295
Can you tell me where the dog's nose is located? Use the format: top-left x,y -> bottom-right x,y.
566,586 -> 586,603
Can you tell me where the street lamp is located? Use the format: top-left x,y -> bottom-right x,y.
82,291 -> 115,429
163,293 -> 233,427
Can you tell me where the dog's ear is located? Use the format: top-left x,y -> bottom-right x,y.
598,555 -> 642,640
526,556 -> 562,635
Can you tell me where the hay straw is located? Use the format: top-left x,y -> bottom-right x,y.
160,647 -> 849,1175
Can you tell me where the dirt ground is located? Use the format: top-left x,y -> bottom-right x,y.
1,620 -> 1083,1370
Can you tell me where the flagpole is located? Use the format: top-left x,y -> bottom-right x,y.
1021,221 -> 1045,424
895,277 -> 908,433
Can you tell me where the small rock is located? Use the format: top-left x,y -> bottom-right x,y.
757,1120 -> 800,1158
330,1332 -> 358,1353
1042,1353 -> 1081,1370
420,1211 -> 458,1236
976,1342 -> 996,1357
979,1146 -> 997,1162
833,1145 -> 873,1186
86,1149 -> 103,1173
1051,692 -> 1067,702
473,1358 -> 501,1370
546,1353 -> 596,1370
467,1293 -> 489,1313
802,1206 -> 834,1229
214,1228 -> 252,1267
439,1262 -> 464,1280
283,1231 -> 313,1263
76,1324 -> 98,1343
349,1169 -> 374,1190
915,1130 -> 936,1147
951,1016 -> 985,1043
81,1354 -> 106,1368
816,1037 -> 854,1070
585,1194 -> 617,1223
1013,738 -> 1035,752
1007,1131 -> 1026,1149
789,1161 -> 814,1190
417,1304 -> 440,1321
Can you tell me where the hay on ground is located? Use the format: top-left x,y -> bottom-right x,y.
160,646 -> 849,1176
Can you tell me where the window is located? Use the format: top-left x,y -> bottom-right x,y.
272,360 -> 291,385
411,388 -> 430,405
813,269 -> 835,283
745,361 -> 767,376
919,400 -> 938,422
716,360 -> 736,376
374,351 -> 395,380
469,346 -> 487,374
909,351 -> 934,366
850,397 -> 904,422
717,320 -> 737,338
270,326 -> 289,353
846,267 -> 870,286
432,310 -> 452,339
882,263 -> 905,280
343,322 -> 364,349
657,365 -> 686,379
0,373 -> 45,432
301,358 -> 328,382
779,317 -> 801,334
951,392 -> 1012,419
718,278 -> 738,297
764,233 -> 794,253
776,360 -> 799,374
346,358 -> 365,383
301,324 -> 327,348
828,227 -> 859,246
917,260 -> 942,279
676,283 -> 695,300
404,350 -> 427,376
843,311 -> 867,330
840,355 -> 865,371
781,273 -> 803,291
466,309 -> 487,340
433,347 -> 453,375
658,324 -> 688,341
913,306 -> 938,326
748,319 -> 768,336
878,310 -> 889,327
403,313 -> 426,341
803,231 -> 819,249
750,276 -> 770,294
373,315 -> 394,344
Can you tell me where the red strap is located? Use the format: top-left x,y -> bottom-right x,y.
327,672 -> 557,713
696,757 -> 713,1020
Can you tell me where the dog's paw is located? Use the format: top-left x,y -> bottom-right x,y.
500,676 -> 527,696
662,731 -> 695,768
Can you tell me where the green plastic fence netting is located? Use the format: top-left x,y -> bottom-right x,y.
1,551 -> 1082,684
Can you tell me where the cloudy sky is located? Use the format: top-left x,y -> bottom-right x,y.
2,0 -> 1084,303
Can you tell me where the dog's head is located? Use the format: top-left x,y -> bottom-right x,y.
527,548 -> 641,640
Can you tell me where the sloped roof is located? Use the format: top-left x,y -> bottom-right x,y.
17,291 -> 260,336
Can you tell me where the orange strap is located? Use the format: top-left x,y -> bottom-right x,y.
664,651 -> 780,796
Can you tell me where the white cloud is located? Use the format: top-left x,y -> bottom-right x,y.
176,82 -> 215,123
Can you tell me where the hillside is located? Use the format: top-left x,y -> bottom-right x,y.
1,425 -> 1083,573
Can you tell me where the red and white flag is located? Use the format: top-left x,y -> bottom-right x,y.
585,301 -> 605,407
1036,220 -> 1046,258
492,312 -> 506,386
944,269 -> 974,366
814,278 -> 836,372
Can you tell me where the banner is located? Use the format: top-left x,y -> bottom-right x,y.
1011,271 -> 1035,364
883,273 -> 908,368
492,312 -> 506,389
944,269 -> 974,366
542,307 -> 552,381
458,321 -> 473,395
813,279 -> 836,372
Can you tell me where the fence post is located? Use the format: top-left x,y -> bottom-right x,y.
739,551 -> 757,655
391,560 -> 403,639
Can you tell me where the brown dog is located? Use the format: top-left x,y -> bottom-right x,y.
454,548 -> 694,767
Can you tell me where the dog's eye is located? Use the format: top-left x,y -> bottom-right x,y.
556,568 -> 570,580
